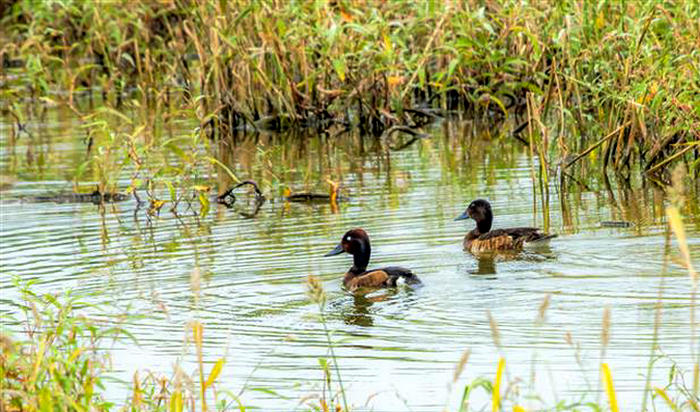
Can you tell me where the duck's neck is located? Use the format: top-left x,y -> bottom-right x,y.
476,211 -> 493,234
350,244 -> 370,274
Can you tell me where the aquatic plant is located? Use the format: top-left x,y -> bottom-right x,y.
2,0 -> 698,186
0,279 -> 124,411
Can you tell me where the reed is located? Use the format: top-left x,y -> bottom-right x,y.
306,275 -> 349,412
0,279 -> 126,411
1,0 -> 697,187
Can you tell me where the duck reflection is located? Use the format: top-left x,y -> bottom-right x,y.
342,290 -> 401,327
467,246 -> 555,275
471,255 -> 497,275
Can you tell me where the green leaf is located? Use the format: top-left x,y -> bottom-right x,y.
333,59 -> 346,82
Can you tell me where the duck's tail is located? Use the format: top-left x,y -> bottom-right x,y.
401,272 -> 423,286
525,233 -> 557,247
384,267 -> 423,287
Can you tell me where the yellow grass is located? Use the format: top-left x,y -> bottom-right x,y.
493,357 -> 505,412
601,363 -> 619,412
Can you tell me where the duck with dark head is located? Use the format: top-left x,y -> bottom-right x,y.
324,228 -> 422,291
455,199 -> 557,253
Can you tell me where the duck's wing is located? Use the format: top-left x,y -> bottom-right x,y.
470,228 -> 557,252
347,270 -> 390,290
474,229 -> 521,250
479,227 -> 555,241
380,266 -> 422,286
503,227 -> 557,243
347,267 -> 421,290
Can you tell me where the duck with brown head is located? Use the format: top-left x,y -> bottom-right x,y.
455,199 -> 557,253
324,228 -> 422,291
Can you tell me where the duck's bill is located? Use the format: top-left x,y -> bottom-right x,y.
454,211 -> 470,221
324,243 -> 344,256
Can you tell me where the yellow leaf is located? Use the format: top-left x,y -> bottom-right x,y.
198,192 -> 210,217
170,390 -> 183,412
30,339 -> 46,386
493,357 -> 505,412
326,179 -> 339,204
205,358 -> 225,389
595,12 -> 605,30
513,406 -> 527,412
340,10 -> 352,22
387,76 -> 404,88
193,185 -> 211,192
383,33 -> 392,52
653,387 -> 676,410
192,321 -> 203,348
39,388 -> 53,412
601,363 -> 619,412
666,206 -> 698,283
151,199 -> 166,209
208,156 -> 240,184
69,348 -> 83,363
132,371 -> 142,407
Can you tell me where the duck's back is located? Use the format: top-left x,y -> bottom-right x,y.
464,227 -> 556,252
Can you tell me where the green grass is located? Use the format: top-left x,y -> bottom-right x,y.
1,0 -> 698,191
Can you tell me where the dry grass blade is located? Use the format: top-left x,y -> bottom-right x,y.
601,307 -> 611,348
305,275 -> 326,307
564,121 -> 632,169
666,206 -> 698,284
487,310 -> 501,349
453,349 -> 471,384
536,294 -> 551,325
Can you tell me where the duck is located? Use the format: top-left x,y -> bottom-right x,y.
455,199 -> 556,253
324,228 -> 422,291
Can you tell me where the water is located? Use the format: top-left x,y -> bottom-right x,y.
1,109 -> 698,411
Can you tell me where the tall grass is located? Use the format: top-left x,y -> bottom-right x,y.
1,279 -> 125,411
1,0 -> 698,187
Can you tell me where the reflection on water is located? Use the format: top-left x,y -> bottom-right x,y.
1,110 -> 699,411
471,256 -> 497,275
465,246 -> 556,276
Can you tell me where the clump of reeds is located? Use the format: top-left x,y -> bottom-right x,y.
2,0 -> 697,183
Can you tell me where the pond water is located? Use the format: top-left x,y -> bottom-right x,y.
1,107 -> 698,411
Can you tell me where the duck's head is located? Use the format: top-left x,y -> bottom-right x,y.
324,228 -> 370,257
455,199 -> 493,231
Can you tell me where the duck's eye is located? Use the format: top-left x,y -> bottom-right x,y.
345,236 -> 352,241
